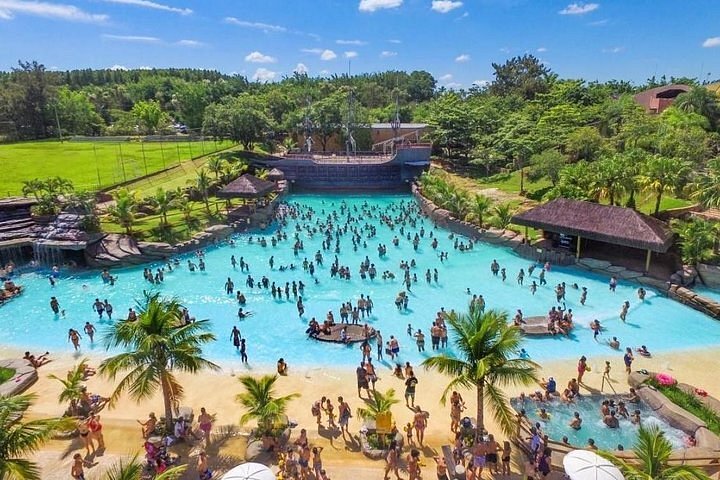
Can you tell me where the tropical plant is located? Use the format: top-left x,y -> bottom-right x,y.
192,169 -> 212,213
101,454 -> 185,480
690,158 -> 720,209
672,218 -> 719,265
491,203 -> 515,229
206,156 -> 225,180
47,359 -> 87,414
150,188 -> 178,226
99,293 -> 219,431
356,388 -> 400,422
422,308 -> 538,438
599,425 -> 711,480
466,194 -> 492,227
638,155 -> 690,215
107,188 -> 138,235
235,375 -> 300,437
0,394 -> 74,480
674,87 -> 720,130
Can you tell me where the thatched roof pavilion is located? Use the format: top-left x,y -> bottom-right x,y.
267,168 -> 285,181
218,174 -> 275,199
512,198 -> 674,271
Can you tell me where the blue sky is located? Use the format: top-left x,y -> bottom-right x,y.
0,0 -> 719,87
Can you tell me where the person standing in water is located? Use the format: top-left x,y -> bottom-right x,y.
68,329 -> 82,351
231,326 -> 241,351
83,322 -> 96,343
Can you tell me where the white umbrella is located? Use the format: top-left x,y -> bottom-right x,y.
221,462 -> 276,480
563,450 -> 625,480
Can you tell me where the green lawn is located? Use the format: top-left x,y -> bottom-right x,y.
0,138 -> 234,196
101,197 -> 230,243
0,367 -> 15,384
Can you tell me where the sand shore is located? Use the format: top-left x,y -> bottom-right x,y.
4,343 -> 719,479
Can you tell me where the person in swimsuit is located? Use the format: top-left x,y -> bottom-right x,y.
434,455 -> 449,480
299,443 -> 311,478
231,326 -> 241,351
77,418 -> 94,456
577,356 -> 588,384
198,407 -> 213,447
338,396 -> 352,441
71,453 -> 85,480
197,451 -> 212,480
501,440 -> 512,477
88,414 -> 105,450
68,329 -> 81,351
485,434 -> 500,475
413,406 -> 427,446
407,449 -> 422,480
384,440 -> 401,480
472,440 -> 487,478
312,446 -> 324,479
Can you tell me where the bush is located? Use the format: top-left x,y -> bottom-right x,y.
646,378 -> 720,435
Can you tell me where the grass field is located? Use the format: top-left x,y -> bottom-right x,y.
0,138 -> 234,196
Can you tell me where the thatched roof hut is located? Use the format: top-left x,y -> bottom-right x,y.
267,168 -> 285,181
512,198 -> 673,253
218,174 -> 275,199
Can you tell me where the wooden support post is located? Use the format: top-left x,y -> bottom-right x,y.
576,235 -> 581,259
645,249 -> 652,273
524,226 -> 529,241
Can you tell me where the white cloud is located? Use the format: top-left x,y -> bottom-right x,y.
344,51 -> 358,58
336,39 -> 367,45
302,48 -> 337,60
252,68 -> 276,82
321,49 -> 337,60
224,17 -> 286,32
473,79 -> 489,87
380,50 -> 397,58
439,73 -> 453,82
431,0 -> 462,13
102,0 -> 191,15
702,37 -> 720,48
102,34 -> 160,43
537,47 -> 547,53
455,53 -> 470,63
294,63 -> 308,74
388,39 -> 401,44
0,0 -> 108,23
499,47 -> 510,53
245,51 -> 277,63
602,46 -> 624,53
359,0 -> 402,13
319,69 -> 330,76
109,64 -> 128,70
559,3 -> 599,15
176,39 -> 203,47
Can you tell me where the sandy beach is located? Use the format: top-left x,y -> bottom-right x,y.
4,341 -> 719,480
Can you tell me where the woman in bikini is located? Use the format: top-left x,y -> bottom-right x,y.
87,414 -> 105,450
407,449 -> 422,480
413,406 -> 427,446
384,440 -> 401,480
77,418 -> 94,456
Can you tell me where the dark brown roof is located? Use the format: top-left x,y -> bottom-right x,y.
511,198 -> 674,252
218,174 -> 275,198
633,84 -> 691,112
267,168 -> 285,180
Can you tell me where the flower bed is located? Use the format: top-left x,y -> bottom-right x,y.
646,378 -> 720,436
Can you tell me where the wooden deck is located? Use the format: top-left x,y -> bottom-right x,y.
311,324 -> 375,344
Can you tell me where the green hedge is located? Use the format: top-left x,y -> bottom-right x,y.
646,378 -> 720,436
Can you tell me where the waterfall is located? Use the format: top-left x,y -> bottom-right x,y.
32,243 -> 65,267
0,246 -> 26,267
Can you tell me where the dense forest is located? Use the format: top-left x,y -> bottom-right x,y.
1,56 -> 720,213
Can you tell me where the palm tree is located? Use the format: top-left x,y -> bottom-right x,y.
638,155 -> 690,215
599,425 -> 711,480
220,161 -> 248,186
672,218 -> 719,265
592,155 -> 629,206
0,394 -> 74,480
690,158 -> 720,209
355,388 -> 399,422
193,169 -> 212,213
107,188 -> 138,235
466,194 -> 492,227
48,359 -> 87,415
235,375 -> 300,436
206,156 -> 225,180
422,308 -> 538,438
101,454 -> 185,480
151,188 -> 178,226
491,203 -> 515,230
674,87 -> 719,129
99,293 -> 219,431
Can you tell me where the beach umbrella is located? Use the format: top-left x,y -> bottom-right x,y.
563,450 -> 624,480
221,462 -> 276,480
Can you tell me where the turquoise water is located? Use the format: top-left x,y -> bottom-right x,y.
511,395 -> 687,450
2,193 -> 720,368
